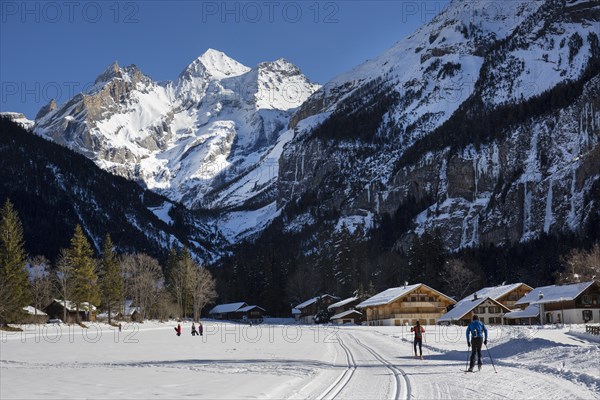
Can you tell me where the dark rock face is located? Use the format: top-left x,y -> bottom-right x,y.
277,0 -> 600,252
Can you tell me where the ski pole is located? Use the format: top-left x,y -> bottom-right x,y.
485,343 -> 497,373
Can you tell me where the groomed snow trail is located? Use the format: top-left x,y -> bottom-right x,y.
1,322 -> 598,399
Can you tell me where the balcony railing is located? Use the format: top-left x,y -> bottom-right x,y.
400,301 -> 446,308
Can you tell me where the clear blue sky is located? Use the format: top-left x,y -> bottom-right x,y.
1,1 -> 449,118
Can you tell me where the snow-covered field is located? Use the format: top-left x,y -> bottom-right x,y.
1,321 -> 598,399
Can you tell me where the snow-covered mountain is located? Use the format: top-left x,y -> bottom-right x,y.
279,0 -> 600,250
34,49 -> 319,211
20,0 -> 600,260
0,112 -> 34,130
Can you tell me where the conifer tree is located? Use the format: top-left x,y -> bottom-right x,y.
67,225 -> 100,322
99,234 -> 122,324
0,199 -> 31,323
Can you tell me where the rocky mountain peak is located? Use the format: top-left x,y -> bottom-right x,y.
35,99 -> 57,120
94,61 -> 121,84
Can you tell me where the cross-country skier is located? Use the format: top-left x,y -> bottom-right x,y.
199,322 -> 203,336
466,314 -> 488,372
175,323 -> 182,336
411,321 -> 425,359
191,323 -> 198,336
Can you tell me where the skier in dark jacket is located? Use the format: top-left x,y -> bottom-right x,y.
191,323 -> 198,336
466,314 -> 488,371
199,322 -> 203,336
411,321 -> 425,359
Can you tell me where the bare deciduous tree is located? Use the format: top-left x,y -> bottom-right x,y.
286,264 -> 318,306
557,244 -> 600,283
27,255 -> 53,317
53,249 -> 73,323
190,266 -> 217,321
440,259 -> 478,300
121,253 -> 164,320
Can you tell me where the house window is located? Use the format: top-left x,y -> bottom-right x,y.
480,317 -> 485,323
583,310 -> 592,322
428,296 -> 435,302
582,295 -> 591,305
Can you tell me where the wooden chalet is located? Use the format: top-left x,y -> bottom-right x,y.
328,297 -> 362,325
237,305 -> 266,324
44,299 -> 97,323
292,294 -> 340,324
437,283 -> 532,325
22,306 -> 49,324
505,281 -> 600,325
209,302 -> 266,323
357,284 -> 455,326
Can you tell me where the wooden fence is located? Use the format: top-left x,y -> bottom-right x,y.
585,325 -> 600,335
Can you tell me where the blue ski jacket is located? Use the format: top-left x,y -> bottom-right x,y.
466,320 -> 488,341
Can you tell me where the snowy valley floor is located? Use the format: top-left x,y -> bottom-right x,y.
1,321 -> 599,399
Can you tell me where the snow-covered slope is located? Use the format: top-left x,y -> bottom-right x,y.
280,0 -> 600,251
34,49 -> 319,211
0,112 -> 34,130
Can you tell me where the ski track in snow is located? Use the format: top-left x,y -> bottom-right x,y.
1,322 -> 598,399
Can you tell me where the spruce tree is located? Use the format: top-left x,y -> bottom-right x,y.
0,199 -> 31,323
67,225 -> 100,322
99,234 -> 122,324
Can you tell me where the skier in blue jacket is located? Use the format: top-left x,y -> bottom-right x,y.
466,314 -> 488,372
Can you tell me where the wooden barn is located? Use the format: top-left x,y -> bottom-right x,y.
44,299 -> 97,323
292,294 -> 340,324
21,306 -> 49,324
237,305 -> 266,324
330,309 -> 363,325
357,284 -> 455,326
328,297 -> 362,325
209,302 -> 266,323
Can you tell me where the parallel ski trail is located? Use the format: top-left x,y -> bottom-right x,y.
316,334 -> 357,400
350,334 -> 412,400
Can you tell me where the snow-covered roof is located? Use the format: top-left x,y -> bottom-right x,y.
52,299 -> 96,312
504,304 -> 540,319
238,305 -> 266,313
460,283 -> 531,304
291,308 -> 301,315
124,300 -> 140,316
22,306 -> 47,316
437,297 -> 509,323
327,297 -> 359,310
515,281 -> 597,306
295,294 -> 339,310
357,284 -> 455,308
331,309 -> 363,320
209,302 -> 247,314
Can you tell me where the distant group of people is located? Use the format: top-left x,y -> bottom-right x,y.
174,322 -> 203,337
410,314 -> 489,371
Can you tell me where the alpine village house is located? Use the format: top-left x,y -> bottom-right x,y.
356,284 -> 456,326
437,283 -> 533,325
504,281 -> 600,325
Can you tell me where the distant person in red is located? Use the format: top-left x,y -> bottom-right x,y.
411,321 -> 425,359
174,323 -> 181,336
